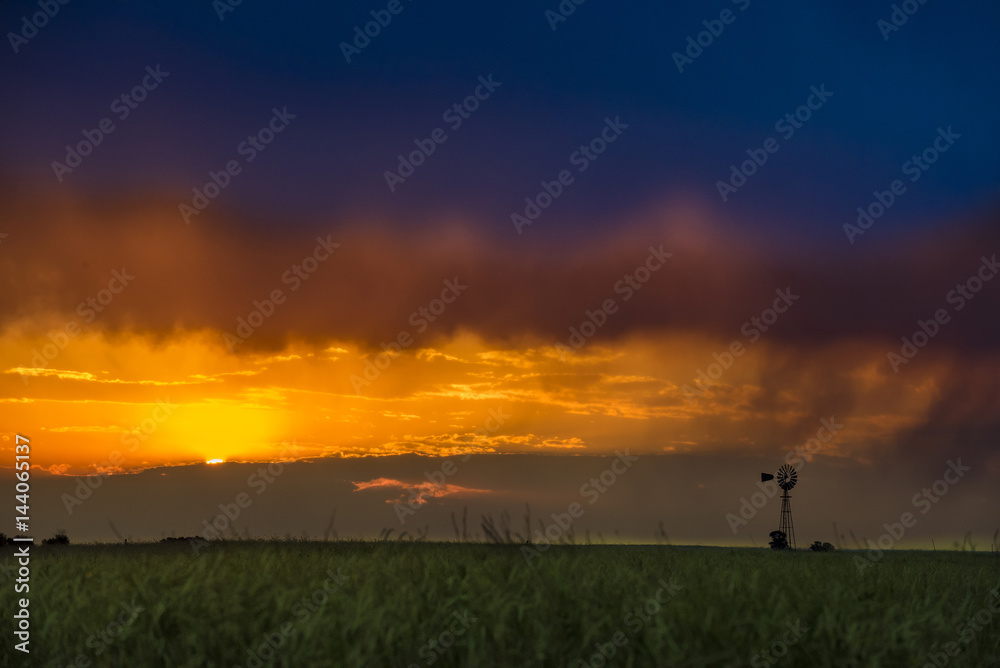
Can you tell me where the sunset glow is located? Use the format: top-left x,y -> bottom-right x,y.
1,1 -> 997,551
4,3 -> 1000,665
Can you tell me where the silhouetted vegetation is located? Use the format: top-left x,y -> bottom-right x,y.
159,536 -> 204,544
42,532 -> 70,546
450,506 -> 470,541
376,526 -> 429,542
769,530 -> 789,550
481,509 -> 530,544
953,531 -> 980,551
810,541 -> 836,552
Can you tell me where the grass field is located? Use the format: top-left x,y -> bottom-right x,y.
2,541 -> 998,667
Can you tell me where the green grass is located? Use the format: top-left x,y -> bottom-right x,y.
2,541 -> 998,667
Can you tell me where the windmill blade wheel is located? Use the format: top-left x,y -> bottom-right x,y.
776,464 -> 798,490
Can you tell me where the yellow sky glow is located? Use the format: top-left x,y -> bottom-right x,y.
0,326 -> 940,475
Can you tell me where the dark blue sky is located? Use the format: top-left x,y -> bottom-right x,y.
2,0 -> 997,240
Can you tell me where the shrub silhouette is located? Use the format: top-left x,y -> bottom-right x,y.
809,541 -> 836,552
160,536 -> 204,544
42,532 -> 69,546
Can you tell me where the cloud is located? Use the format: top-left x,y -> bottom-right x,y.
3,187 -> 998,354
6,367 -> 221,385
350,477 -> 491,504
45,425 -> 127,434
3,187 -> 1000,481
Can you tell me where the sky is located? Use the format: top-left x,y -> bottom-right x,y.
1,1 -> 999,547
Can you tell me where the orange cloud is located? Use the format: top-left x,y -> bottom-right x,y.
3,189 -> 999,479
351,477 -> 491,504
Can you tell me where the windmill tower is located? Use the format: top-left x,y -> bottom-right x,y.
760,465 -> 798,549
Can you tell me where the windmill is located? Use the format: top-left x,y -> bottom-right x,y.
760,465 -> 797,549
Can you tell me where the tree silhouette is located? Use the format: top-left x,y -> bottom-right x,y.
769,530 -> 789,550
42,532 -> 69,546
